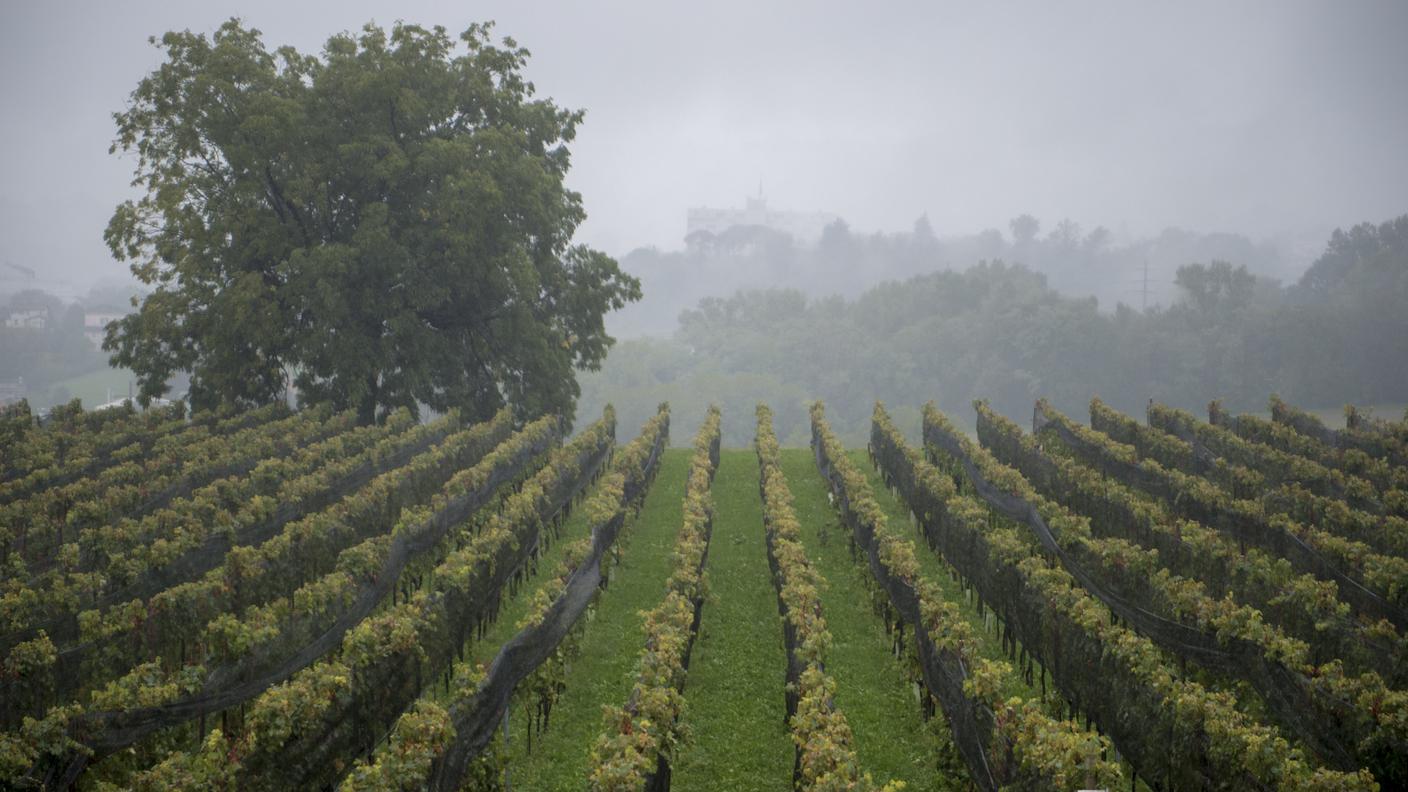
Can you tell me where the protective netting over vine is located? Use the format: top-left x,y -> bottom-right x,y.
1034,403 -> 1407,631
16,420 -> 458,702
971,410 -> 1369,770
427,415 -> 667,791
814,433 -> 1002,792
918,409 -> 1382,790
37,421 -> 567,788
241,423 -> 624,789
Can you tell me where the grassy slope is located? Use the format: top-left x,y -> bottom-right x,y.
46,365 -> 136,408
450,441 -> 1051,790
506,447 -> 692,790
778,448 -> 951,789
671,449 -> 793,792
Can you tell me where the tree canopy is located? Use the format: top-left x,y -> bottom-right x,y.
581,214 -> 1408,448
104,19 -> 639,422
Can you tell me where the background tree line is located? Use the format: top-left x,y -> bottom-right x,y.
609,211 -> 1296,338
580,214 -> 1408,447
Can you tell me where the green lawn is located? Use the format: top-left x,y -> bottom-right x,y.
778,448 -> 958,790
671,450 -> 793,792
506,447 -> 692,790
45,365 -> 136,408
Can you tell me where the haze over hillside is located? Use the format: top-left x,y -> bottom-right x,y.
4,4 -> 1408,790
3,1 -> 1406,286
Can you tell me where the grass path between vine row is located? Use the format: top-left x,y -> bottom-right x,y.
506,447 -> 692,790
671,449 -> 793,792
447,439 -> 1060,789
779,448 -> 952,789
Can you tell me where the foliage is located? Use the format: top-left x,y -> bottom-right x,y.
1054,400 -> 1408,617
339,406 -> 668,791
980,401 -> 1408,780
588,406 -> 720,790
104,19 -> 639,420
583,215 -> 1408,448
9,409 -> 569,786
921,402 -> 1382,790
845,403 -> 1121,790
755,405 -> 899,792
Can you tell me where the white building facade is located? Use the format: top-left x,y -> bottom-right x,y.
84,312 -> 125,348
686,195 -> 838,246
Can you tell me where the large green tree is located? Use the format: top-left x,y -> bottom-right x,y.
105,20 -> 639,423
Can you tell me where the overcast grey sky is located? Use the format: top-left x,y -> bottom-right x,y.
2,0 -> 1405,291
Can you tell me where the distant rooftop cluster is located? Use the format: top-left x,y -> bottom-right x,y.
685,194 -> 838,246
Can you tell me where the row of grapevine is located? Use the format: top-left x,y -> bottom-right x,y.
1271,397 -> 1408,468
5,391 -> 1400,789
76,408 -> 465,629
1038,399 -> 1408,629
587,405 -> 720,791
6,410 -> 577,787
1209,403 -> 1408,502
975,401 -> 1406,784
822,402 -> 1120,791
988,403 -> 1407,684
755,404 -> 897,792
1344,405 -> 1408,441
1150,403 -> 1383,505
1,404 -> 345,576
0,409 -> 520,724
0,400 -> 273,505
334,404 -> 671,792
0,409 -> 434,653
1113,401 -> 1408,556
206,409 -> 650,791
914,402 -> 1376,790
1,400 -> 186,492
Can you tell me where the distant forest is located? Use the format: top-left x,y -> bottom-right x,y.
608,212 -> 1301,337
581,214 -> 1408,447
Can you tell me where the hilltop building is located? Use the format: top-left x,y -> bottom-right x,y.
685,193 -> 838,247
4,309 -> 48,330
84,310 -> 126,349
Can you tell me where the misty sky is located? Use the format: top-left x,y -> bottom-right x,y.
2,0 -> 1406,292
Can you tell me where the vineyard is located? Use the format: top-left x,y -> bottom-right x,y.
1,394 -> 1406,791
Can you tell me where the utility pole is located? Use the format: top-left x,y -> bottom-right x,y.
1141,260 -> 1149,312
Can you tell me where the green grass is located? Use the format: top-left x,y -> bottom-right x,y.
506,447 -> 692,790
671,450 -> 793,792
45,365 -> 137,408
778,448 -> 955,789
450,442 -> 1066,790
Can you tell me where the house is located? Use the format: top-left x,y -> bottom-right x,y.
0,381 -> 25,406
84,311 -> 126,348
685,193 -> 838,248
4,309 -> 48,330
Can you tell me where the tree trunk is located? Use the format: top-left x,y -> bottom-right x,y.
358,374 -> 380,425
